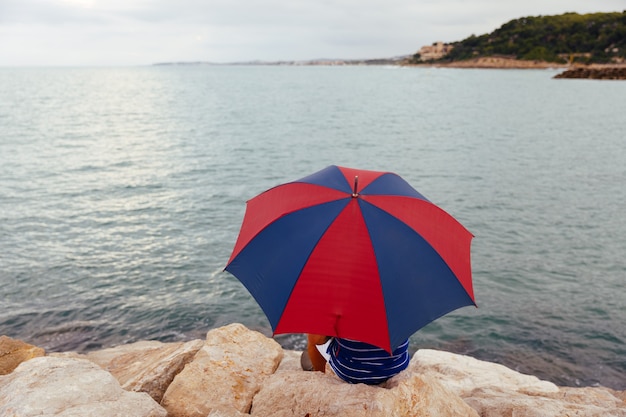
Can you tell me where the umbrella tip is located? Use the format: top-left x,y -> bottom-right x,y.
352,176 -> 359,198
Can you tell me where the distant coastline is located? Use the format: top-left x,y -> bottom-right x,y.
153,57 -> 626,79
153,56 -> 409,67
152,55 -> 566,68
155,11 -> 626,80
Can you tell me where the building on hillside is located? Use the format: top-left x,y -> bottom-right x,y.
418,42 -> 454,61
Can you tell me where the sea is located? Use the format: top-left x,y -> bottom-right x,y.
0,65 -> 624,390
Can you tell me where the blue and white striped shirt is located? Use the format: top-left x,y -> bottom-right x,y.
326,338 -> 410,385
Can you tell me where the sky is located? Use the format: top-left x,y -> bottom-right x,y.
1,0 -> 625,66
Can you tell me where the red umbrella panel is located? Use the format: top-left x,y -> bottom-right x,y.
225,165 -> 475,353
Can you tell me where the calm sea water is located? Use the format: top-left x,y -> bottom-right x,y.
0,65 -> 624,389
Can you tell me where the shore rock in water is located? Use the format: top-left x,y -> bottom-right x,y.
53,339 -> 204,403
414,349 -> 626,417
555,67 -> 626,79
160,323 -> 284,417
0,335 -> 45,375
0,356 -> 166,417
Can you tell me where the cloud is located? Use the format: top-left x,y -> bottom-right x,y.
1,0 -> 624,65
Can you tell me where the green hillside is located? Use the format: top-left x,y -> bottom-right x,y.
419,11 -> 626,64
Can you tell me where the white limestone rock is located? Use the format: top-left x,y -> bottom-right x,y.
0,356 -> 166,417
414,349 -> 626,417
251,355 -> 480,417
81,339 -> 203,402
160,323 -> 284,417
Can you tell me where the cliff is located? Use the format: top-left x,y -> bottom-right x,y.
1,325 -> 625,417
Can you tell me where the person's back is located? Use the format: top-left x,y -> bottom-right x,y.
325,338 -> 409,385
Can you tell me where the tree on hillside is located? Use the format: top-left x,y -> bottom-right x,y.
421,11 -> 626,64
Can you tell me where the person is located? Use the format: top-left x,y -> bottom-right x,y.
301,333 -> 410,385
301,334 -> 330,373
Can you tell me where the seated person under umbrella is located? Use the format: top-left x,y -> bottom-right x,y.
301,333 -> 410,385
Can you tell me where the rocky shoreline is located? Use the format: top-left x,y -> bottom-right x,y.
2,324 -> 625,416
554,66 -> 626,80
405,56 -> 626,79
404,56 -> 567,69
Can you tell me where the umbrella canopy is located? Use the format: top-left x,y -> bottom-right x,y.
225,165 -> 475,353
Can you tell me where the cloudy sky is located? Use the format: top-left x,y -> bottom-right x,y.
1,0 -> 624,66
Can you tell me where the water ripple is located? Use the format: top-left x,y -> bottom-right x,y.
1,66 -> 625,389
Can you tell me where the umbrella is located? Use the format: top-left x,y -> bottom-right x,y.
225,165 -> 475,353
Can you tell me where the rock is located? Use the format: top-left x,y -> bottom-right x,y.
206,409 -> 249,417
56,339 -> 204,403
0,356 -> 166,417
160,323 -> 284,417
250,354 -> 479,417
0,335 -> 45,375
414,348 -> 559,396
553,387 -> 626,415
4,326 -> 625,417
462,386 -> 626,417
276,349 -> 302,372
555,66 -> 626,79
414,349 -> 626,417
